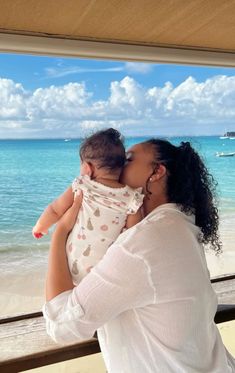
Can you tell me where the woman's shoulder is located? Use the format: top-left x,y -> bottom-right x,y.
115,204 -> 198,253
146,203 -> 196,227
114,218 -> 159,252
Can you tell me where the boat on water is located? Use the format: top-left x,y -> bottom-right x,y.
220,132 -> 235,139
216,152 -> 235,157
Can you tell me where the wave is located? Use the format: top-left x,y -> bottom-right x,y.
0,242 -> 49,254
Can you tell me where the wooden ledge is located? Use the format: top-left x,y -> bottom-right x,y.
215,304 -> 235,324
0,313 -> 100,373
1,275 -> 235,373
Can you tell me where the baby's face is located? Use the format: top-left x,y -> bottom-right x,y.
120,143 -> 154,189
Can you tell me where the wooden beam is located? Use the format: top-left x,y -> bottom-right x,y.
1,33 -> 235,67
0,311 -> 42,325
1,303 -> 235,372
0,314 -> 100,373
211,273 -> 235,283
215,304 -> 235,324
0,339 -> 100,373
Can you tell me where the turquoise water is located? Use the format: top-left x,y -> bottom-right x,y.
0,136 -> 235,274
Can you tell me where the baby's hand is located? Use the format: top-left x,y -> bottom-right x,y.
33,231 -> 43,239
32,226 -> 48,239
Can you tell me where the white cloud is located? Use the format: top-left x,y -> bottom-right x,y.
1,75 -> 235,138
124,62 -> 154,74
45,66 -> 123,78
109,77 -> 144,113
28,82 -> 92,120
44,62 -> 154,79
0,79 -> 29,120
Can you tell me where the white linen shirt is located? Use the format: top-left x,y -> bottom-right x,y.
43,203 -> 235,373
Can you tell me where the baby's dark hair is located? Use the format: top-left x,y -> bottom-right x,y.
79,128 -> 126,172
144,138 -> 222,254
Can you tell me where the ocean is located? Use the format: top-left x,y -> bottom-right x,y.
0,136 -> 235,283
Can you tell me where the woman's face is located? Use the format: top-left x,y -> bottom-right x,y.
121,143 -> 155,189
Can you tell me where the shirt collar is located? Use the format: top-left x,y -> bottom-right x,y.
145,203 -> 195,224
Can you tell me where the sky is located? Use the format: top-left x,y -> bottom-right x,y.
0,53 -> 235,138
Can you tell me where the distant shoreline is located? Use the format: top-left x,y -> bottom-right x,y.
0,135 -> 224,140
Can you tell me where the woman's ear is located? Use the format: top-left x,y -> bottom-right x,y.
150,164 -> 167,182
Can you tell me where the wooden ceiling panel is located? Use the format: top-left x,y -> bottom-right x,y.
0,0 -> 235,53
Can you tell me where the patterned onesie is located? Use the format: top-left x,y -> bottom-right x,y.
66,175 -> 144,285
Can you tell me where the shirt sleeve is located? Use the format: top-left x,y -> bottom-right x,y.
42,243 -> 155,345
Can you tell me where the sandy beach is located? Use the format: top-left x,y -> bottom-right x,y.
219,321 -> 235,356
0,266 -> 47,317
25,353 -> 107,373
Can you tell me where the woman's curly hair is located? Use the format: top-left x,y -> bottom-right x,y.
144,139 -> 222,254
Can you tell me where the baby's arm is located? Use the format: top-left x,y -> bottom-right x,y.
33,186 -> 74,238
125,208 -> 143,229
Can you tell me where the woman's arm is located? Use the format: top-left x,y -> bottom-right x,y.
43,197 -> 154,344
33,186 -> 74,238
46,193 -> 83,300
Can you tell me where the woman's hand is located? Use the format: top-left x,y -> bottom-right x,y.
56,191 -> 83,234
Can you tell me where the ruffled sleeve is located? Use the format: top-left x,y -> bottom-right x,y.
72,175 -> 85,195
127,188 -> 144,215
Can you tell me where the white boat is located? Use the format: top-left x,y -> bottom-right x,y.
216,152 -> 235,157
221,132 -> 235,139
220,132 -> 235,139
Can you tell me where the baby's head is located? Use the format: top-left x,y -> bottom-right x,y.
79,128 -> 126,179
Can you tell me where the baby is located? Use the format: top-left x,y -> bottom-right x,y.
33,128 -> 144,285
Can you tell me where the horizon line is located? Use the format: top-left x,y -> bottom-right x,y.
0,134 -> 222,140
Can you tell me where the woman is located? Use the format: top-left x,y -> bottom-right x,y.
43,139 -> 235,373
